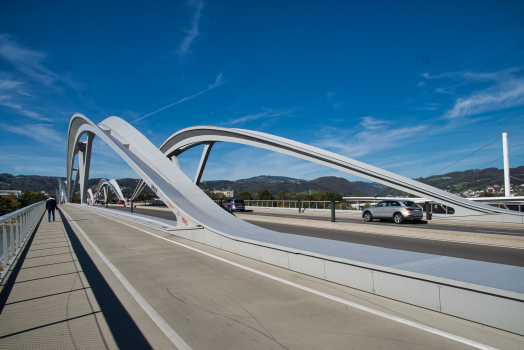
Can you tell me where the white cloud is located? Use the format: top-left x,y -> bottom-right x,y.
423,68 -> 524,120
0,34 -> 58,87
0,72 -> 52,121
0,34 -> 78,91
315,116 -> 428,158
360,116 -> 389,130
1,123 -> 63,144
444,77 -> 524,120
177,0 -> 204,59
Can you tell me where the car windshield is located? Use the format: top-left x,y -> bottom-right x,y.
403,201 -> 419,207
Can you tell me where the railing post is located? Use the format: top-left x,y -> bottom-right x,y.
2,223 -> 7,268
10,221 -> 14,257
14,217 -> 19,252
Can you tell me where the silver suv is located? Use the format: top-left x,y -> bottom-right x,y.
362,200 -> 423,224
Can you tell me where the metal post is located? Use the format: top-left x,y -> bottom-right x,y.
331,199 -> 335,222
15,218 -> 19,251
425,202 -> 432,220
298,200 -> 301,213
3,223 -> 7,266
131,200 -> 134,213
106,199 -> 108,208
10,221 -> 14,255
502,132 -> 510,197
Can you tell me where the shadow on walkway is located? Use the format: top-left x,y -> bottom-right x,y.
58,208 -> 153,349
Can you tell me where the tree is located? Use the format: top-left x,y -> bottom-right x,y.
20,191 -> 47,207
237,191 -> 253,200
276,191 -> 287,200
256,189 -> 274,200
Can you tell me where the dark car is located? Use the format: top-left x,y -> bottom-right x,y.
109,199 -> 117,204
362,200 -> 423,224
221,198 -> 245,212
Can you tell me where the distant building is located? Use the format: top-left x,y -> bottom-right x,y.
212,190 -> 234,198
0,190 -> 22,198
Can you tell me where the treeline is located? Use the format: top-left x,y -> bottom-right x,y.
206,189 -> 344,201
0,191 -> 49,216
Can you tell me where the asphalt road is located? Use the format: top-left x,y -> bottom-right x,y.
241,210 -> 524,237
110,205 -> 524,267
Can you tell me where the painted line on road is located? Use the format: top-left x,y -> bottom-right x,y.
61,207 -> 192,350
78,205 -> 499,350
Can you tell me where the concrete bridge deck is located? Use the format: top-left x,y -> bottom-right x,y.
0,204 -> 523,349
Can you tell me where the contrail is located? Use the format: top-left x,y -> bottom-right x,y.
133,75 -> 226,123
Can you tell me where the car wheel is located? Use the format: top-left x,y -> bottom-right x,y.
363,212 -> 373,222
393,213 -> 404,224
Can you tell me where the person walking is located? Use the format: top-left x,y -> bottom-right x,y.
46,196 -> 57,222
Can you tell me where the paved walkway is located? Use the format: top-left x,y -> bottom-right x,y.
0,210 -> 150,349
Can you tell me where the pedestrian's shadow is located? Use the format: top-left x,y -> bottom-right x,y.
58,208 -> 153,349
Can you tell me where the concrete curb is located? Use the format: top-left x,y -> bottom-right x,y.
236,213 -> 524,249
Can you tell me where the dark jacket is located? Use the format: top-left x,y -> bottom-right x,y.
46,198 -> 57,211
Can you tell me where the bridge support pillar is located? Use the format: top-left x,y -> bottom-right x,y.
194,142 -> 215,186
331,199 -> 336,222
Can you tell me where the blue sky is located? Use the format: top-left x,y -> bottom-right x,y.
1,0 -> 524,183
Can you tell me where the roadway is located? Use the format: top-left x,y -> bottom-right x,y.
109,205 -> 524,267
52,204 -> 523,349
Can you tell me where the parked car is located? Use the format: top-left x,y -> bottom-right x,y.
221,198 -> 245,212
109,199 -> 117,204
117,200 -> 125,204
362,200 -> 423,224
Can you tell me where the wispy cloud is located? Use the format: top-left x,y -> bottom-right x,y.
0,34 -> 59,87
1,123 -> 63,143
177,0 -> 204,59
133,73 -> 225,123
0,72 -> 52,121
222,108 -> 293,126
315,116 -> 428,158
360,116 -> 389,129
425,69 -> 524,120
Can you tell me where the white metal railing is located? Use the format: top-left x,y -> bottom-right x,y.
210,200 -> 361,211
244,200 -> 357,210
0,200 -> 46,282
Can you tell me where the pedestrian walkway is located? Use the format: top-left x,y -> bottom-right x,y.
0,213 -> 117,349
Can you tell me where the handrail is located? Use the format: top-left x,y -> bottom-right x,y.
0,200 -> 46,284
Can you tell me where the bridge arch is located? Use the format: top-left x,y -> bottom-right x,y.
159,126 -> 522,220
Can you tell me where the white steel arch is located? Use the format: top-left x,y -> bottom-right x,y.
95,179 -> 125,202
67,114 -> 524,224
159,126 -> 524,221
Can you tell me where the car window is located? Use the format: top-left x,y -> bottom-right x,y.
403,201 -> 419,207
377,202 -> 387,207
391,201 -> 401,206
386,201 -> 393,206
236,199 -> 245,204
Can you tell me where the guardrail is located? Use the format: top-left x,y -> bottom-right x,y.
244,200 -> 356,210
0,200 -> 46,284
